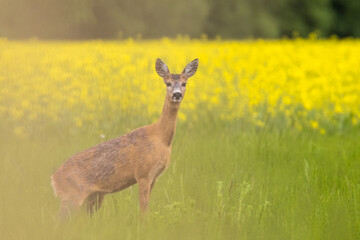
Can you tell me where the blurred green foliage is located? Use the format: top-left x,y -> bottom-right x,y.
0,0 -> 359,39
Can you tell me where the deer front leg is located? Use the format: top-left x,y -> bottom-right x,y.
138,178 -> 152,213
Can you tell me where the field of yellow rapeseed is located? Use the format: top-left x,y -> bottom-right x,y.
0,38 -> 359,136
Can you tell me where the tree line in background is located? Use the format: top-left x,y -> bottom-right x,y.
0,0 -> 359,39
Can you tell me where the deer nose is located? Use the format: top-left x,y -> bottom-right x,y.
172,92 -> 182,99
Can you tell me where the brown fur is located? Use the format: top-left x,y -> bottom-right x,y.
51,58 -> 198,219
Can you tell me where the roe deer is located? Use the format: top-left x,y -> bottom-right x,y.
51,58 -> 199,219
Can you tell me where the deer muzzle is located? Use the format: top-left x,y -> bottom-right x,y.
172,91 -> 182,102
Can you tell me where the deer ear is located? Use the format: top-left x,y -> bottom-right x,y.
155,58 -> 170,78
182,58 -> 199,78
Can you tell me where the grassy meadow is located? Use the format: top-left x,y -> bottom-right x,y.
0,38 -> 359,239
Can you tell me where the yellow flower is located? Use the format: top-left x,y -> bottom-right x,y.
310,120 -> 319,129
0,38 -> 359,135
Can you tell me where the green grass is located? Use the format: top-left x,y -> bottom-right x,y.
1,118 -> 359,240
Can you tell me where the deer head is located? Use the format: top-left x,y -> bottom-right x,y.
155,58 -> 199,103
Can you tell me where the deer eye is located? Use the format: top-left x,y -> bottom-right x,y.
181,83 -> 187,87
166,82 -> 171,87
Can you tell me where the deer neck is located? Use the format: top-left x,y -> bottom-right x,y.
156,97 -> 180,147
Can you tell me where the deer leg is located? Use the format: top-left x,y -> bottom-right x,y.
86,192 -> 105,216
58,199 -> 82,220
57,191 -> 88,220
150,178 -> 157,193
138,178 -> 151,213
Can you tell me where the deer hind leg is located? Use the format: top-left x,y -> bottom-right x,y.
57,192 -> 89,220
58,198 -> 83,220
86,192 -> 105,216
